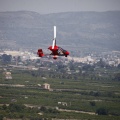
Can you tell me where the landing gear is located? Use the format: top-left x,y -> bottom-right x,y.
65,55 -> 67,57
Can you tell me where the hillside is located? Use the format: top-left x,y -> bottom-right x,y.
0,11 -> 120,51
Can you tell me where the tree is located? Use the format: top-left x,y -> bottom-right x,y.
117,64 -> 120,69
89,101 -> 96,106
40,106 -> 47,112
114,73 -> 120,81
96,58 -> 106,68
89,91 -> 101,97
0,115 -> 3,120
2,104 -> 7,110
96,107 -> 108,115
17,56 -> 21,62
8,103 -> 25,112
2,54 -> 12,63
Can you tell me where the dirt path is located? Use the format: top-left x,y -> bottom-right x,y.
24,104 -> 96,115
0,84 -> 25,87
59,109 -> 96,115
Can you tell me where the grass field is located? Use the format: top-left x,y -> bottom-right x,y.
0,70 -> 120,119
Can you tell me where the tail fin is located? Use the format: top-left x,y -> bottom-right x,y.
52,26 -> 56,49
37,49 -> 44,57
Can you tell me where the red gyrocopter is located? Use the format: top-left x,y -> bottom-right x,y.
37,26 -> 69,59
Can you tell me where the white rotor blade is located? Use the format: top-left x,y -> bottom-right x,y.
54,26 -> 56,39
52,26 -> 56,49
52,39 -> 55,49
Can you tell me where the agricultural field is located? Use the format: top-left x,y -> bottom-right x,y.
0,69 -> 120,120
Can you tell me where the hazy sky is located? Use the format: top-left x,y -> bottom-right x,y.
0,0 -> 120,14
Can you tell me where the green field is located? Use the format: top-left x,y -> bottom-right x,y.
0,69 -> 120,120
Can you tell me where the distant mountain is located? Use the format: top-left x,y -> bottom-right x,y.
0,11 -> 120,51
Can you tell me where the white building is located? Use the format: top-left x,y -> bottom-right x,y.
42,83 -> 50,90
5,72 -> 12,79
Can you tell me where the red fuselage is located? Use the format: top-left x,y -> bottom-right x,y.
48,45 -> 69,57
48,46 -> 59,55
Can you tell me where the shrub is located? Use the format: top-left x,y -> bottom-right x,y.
8,103 -> 25,112
0,115 -> 3,120
89,101 -> 96,106
96,107 -> 108,115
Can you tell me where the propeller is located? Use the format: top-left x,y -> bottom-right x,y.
52,26 -> 56,49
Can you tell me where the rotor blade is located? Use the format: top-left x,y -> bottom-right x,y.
52,26 -> 56,49
54,26 -> 56,39
52,39 -> 55,49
